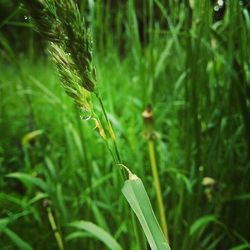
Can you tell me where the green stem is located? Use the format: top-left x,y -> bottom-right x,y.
95,92 -> 122,163
148,140 -> 170,244
47,207 -> 64,250
95,92 -> 146,249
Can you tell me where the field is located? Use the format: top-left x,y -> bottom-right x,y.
0,1 -> 250,249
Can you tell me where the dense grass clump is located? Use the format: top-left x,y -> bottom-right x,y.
0,0 -> 249,249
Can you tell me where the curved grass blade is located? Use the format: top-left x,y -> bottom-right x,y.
65,231 -> 89,242
229,244 -> 250,250
68,221 -> 122,250
6,172 -> 47,191
189,215 -> 218,236
3,228 -> 33,250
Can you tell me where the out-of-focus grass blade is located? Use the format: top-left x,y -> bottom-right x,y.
0,32 -> 17,63
0,6 -> 20,28
68,221 -> 122,250
206,234 -> 224,250
229,244 -> 250,250
6,173 -> 47,191
122,174 -> 170,250
28,192 -> 48,205
22,129 -> 43,145
0,193 -> 26,207
56,184 -> 68,222
29,76 -> 62,105
3,228 -> 33,250
0,218 -> 9,231
65,231 -> 89,242
229,232 -> 250,250
0,212 -> 30,232
229,194 -> 250,201
88,198 -> 109,231
190,215 -> 218,236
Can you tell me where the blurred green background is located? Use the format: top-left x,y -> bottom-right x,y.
0,0 -> 250,249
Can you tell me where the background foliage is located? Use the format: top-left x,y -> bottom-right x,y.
0,0 -> 250,249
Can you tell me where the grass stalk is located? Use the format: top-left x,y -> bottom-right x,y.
95,92 -> 122,164
148,140 -> 170,243
46,205 -> 64,250
143,105 -> 170,243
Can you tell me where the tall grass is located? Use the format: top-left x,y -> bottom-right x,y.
0,0 -> 249,249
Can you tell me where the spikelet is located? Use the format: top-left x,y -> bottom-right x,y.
50,43 -> 92,112
54,0 -> 96,92
21,0 -> 96,111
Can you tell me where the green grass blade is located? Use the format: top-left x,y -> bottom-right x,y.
68,221 -> 122,250
0,218 -> 9,231
3,228 -> 33,250
229,244 -> 250,250
6,173 -> 47,191
122,174 -> 170,250
65,231 -> 89,242
189,215 -> 218,236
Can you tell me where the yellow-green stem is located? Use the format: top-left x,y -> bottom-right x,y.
148,140 -> 170,243
95,93 -> 122,163
47,207 -> 64,250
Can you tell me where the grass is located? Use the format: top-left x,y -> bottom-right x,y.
0,0 -> 250,249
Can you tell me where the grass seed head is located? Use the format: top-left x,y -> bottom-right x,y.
22,0 -> 96,111
51,43 -> 93,112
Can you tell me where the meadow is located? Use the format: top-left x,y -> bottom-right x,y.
0,0 -> 250,249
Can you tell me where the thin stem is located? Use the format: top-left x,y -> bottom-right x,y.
113,141 -> 122,163
104,137 -> 117,163
95,92 -> 122,163
46,207 -> 64,250
148,140 -> 170,243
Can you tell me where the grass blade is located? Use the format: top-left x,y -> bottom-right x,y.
3,228 -> 33,250
6,172 -> 47,191
189,215 -> 218,236
122,174 -> 170,250
68,221 -> 122,250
